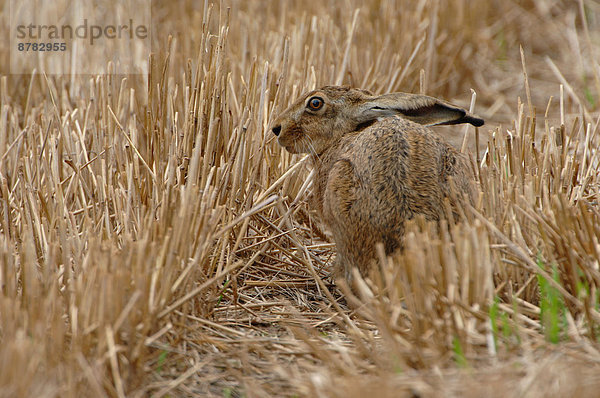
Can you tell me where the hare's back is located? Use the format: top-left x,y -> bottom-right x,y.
346,116 -> 449,181
342,117 -> 458,217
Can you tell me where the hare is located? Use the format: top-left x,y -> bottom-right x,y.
271,86 -> 483,283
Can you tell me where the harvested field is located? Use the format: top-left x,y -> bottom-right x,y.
1,0 -> 600,397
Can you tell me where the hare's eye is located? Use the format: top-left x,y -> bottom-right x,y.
307,96 -> 324,111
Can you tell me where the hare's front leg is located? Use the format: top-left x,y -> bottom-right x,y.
323,160 -> 377,284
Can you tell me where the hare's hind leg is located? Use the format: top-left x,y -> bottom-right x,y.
324,160 -> 377,284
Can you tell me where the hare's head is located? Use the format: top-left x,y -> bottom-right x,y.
271,85 -> 483,156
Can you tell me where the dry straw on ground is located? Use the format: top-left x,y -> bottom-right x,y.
1,0 -> 600,397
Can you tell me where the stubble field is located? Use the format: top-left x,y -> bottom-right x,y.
1,1 -> 600,397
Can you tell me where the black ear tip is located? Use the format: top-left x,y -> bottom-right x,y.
272,125 -> 282,136
470,117 -> 484,127
440,114 -> 485,127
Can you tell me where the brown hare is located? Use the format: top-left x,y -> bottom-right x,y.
271,86 -> 483,284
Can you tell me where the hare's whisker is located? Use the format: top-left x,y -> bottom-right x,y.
306,136 -> 320,160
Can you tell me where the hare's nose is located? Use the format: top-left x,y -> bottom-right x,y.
272,125 -> 281,136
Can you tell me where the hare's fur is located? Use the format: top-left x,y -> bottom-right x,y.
272,86 -> 482,283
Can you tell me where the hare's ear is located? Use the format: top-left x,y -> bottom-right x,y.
358,93 -> 484,127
